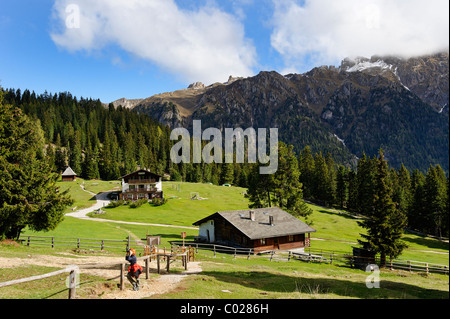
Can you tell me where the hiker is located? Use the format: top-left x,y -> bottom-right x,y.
125,248 -> 143,291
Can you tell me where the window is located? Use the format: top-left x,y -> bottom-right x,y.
289,235 -> 294,242
260,238 -> 266,245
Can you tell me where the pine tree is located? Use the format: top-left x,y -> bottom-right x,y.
0,93 -> 72,239
246,143 -> 312,221
299,146 -> 315,199
355,153 -> 376,216
69,131 -> 82,176
336,165 -> 348,208
220,163 -> 234,185
424,165 -> 447,237
358,150 -> 407,266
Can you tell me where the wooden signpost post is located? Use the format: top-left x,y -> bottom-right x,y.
181,232 -> 186,247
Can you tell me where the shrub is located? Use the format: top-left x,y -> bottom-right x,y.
106,200 -> 125,208
129,199 -> 148,208
151,197 -> 168,206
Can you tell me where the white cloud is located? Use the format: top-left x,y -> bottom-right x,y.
50,0 -> 257,84
271,0 -> 450,72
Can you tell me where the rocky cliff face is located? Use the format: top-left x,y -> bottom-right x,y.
110,52 -> 449,171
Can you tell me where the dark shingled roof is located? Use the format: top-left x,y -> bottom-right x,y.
120,168 -> 163,180
193,207 -> 316,240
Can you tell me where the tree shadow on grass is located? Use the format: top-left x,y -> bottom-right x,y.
318,209 -> 361,221
402,235 -> 449,252
201,270 -> 449,299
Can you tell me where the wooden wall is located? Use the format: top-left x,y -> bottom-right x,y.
212,215 -> 308,250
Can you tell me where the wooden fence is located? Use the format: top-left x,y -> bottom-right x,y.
172,241 -> 449,275
0,251 -> 193,299
19,235 -> 131,252
289,248 -> 449,275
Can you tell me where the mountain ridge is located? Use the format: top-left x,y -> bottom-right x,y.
108,52 -> 449,171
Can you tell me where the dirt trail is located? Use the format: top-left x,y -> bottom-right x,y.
0,253 -> 202,299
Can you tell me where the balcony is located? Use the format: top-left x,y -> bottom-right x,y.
124,188 -> 158,193
127,179 -> 157,184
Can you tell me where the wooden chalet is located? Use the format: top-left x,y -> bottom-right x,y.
193,207 -> 316,251
61,167 -> 77,182
119,169 -> 163,201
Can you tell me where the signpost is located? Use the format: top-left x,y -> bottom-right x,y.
181,232 -> 186,247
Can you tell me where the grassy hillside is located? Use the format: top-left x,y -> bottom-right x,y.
5,181 -> 449,299
92,182 -> 250,226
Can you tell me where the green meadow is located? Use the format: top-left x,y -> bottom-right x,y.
3,180 -> 448,299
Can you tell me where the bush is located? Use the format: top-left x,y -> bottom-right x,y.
129,199 -> 148,208
151,197 -> 168,206
106,200 -> 125,208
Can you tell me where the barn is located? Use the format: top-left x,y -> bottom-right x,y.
193,207 -> 316,251
61,167 -> 77,182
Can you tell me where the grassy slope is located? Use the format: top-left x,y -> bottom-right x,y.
7,181 -> 449,299
91,182 -> 250,226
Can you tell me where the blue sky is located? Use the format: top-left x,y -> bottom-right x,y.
1,0 -> 448,103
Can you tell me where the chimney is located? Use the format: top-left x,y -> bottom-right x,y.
269,215 -> 274,226
249,210 -> 256,221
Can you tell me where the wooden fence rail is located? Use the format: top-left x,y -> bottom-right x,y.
289,248 -> 449,275
0,255 -> 161,299
19,235 -> 130,252
172,241 -> 449,275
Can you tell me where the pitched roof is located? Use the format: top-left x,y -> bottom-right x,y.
120,168 -> 163,180
193,207 -> 316,240
62,167 -> 77,176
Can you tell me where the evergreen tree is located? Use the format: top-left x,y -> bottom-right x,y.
358,150 -> 407,266
298,146 -> 315,199
336,165 -> 349,208
355,153 -> 376,216
247,143 -> 312,221
424,165 -> 448,237
313,153 -> 334,205
68,131 -> 82,175
220,163 -> 234,185
0,93 -> 72,239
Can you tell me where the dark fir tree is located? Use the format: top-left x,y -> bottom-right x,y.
0,92 -> 72,239
357,150 -> 407,266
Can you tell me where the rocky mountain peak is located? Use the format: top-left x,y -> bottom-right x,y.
187,82 -> 205,90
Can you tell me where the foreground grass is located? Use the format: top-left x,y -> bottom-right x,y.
152,251 -> 449,299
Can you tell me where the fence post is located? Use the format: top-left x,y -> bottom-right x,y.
126,236 -> 130,251
120,263 -> 125,290
27,236 -> 31,246
409,261 -> 412,272
51,237 -> 54,248
234,248 -> 237,259
426,263 -> 429,275
68,269 -> 77,299
213,245 -> 216,257
145,257 -> 149,279
101,240 -> 104,251
77,238 -> 80,249
157,255 -> 161,274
